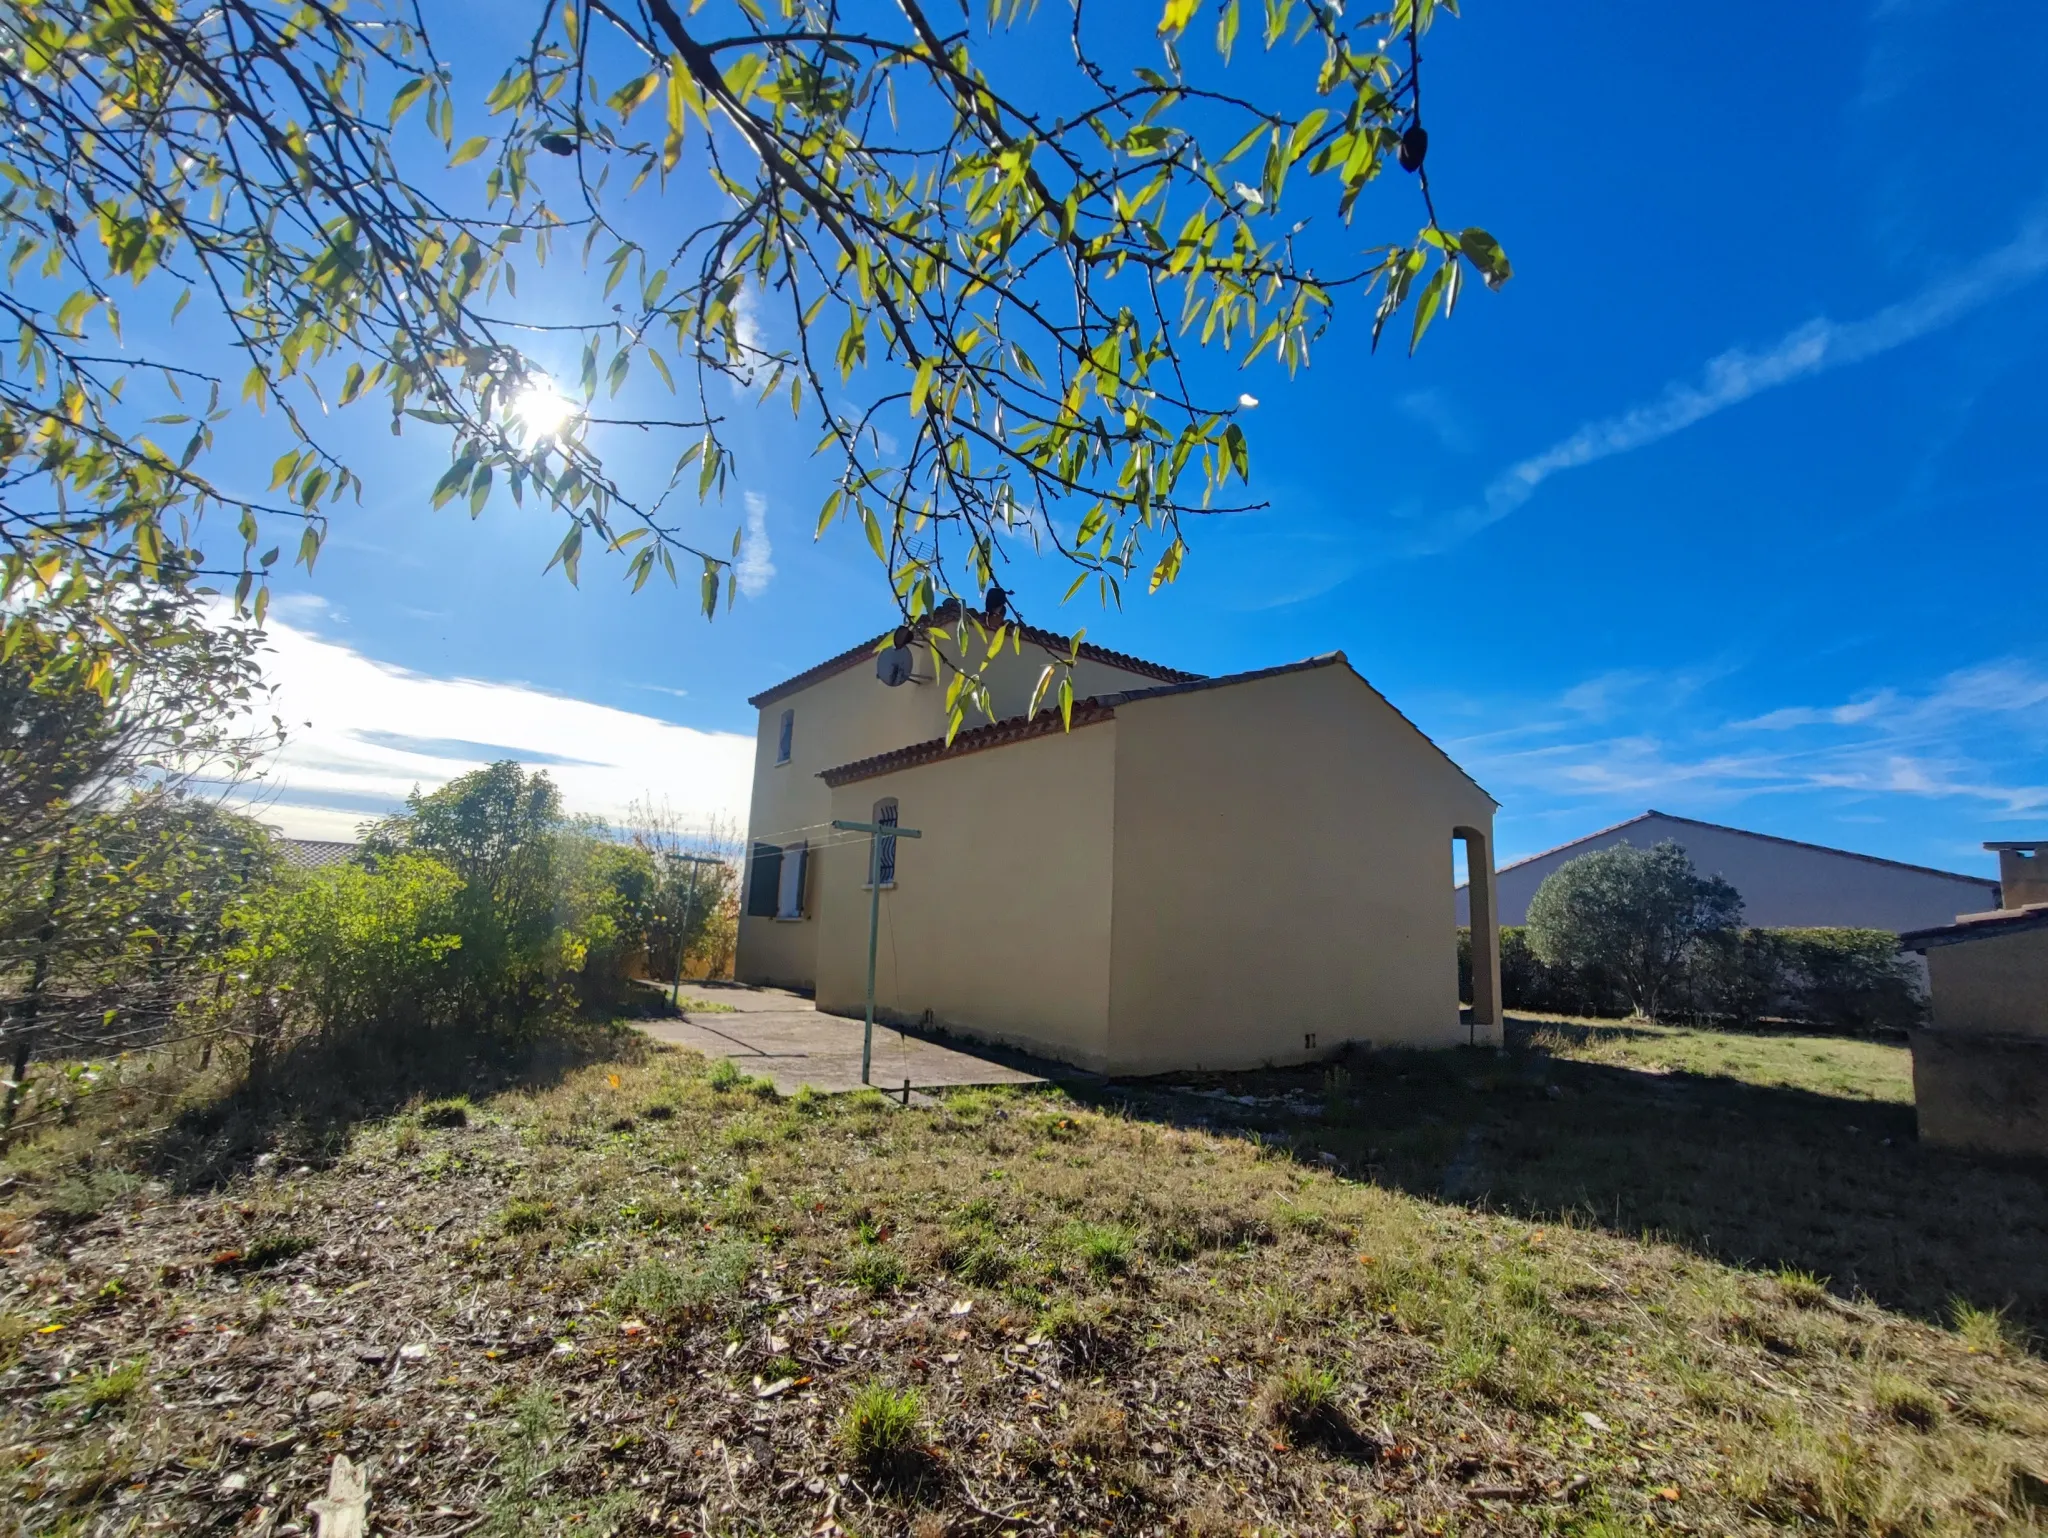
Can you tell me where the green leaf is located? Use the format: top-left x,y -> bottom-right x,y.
861,505 -> 887,561
448,136 -> 491,167
908,356 -> 936,417
1408,262 -> 1449,355
389,75 -> 432,125
1458,227 -> 1513,290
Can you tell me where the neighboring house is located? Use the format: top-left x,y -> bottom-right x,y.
1901,841 -> 2048,1156
276,837 -> 359,871
1456,810 -> 2000,933
736,606 -> 1503,1074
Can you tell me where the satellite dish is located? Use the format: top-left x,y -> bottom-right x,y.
876,645 -> 913,687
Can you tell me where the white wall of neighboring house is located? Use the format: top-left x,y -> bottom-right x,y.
1456,812 -> 2000,933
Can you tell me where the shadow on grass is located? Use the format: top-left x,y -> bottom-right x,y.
1071,1017 -> 2048,1336
151,1018 -> 648,1191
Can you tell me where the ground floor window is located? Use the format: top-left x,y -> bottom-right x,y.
775,839 -> 809,920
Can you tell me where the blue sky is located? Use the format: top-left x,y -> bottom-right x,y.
222,1 -> 2047,879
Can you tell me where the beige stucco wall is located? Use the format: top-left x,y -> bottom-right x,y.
1909,1031 -> 2048,1156
813,719 -> 1120,1068
736,626 -> 1174,991
1105,664 -> 1499,1074
735,657 -> 938,990
964,634 -> 1174,722
1923,926 -> 2048,1041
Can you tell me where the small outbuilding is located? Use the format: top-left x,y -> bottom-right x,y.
1901,841 -> 2048,1157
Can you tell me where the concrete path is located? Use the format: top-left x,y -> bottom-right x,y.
635,981 -> 1048,1098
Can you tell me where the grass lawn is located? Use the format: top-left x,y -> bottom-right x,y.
1,1019 -> 2044,1536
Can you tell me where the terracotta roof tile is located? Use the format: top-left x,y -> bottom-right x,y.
818,699 -> 1116,787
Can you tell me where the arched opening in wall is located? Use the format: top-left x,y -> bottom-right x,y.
1454,825 -> 1501,1045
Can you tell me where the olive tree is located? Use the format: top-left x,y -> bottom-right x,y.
2,0 -> 1506,734
0,586 -> 280,1121
1524,841 -> 1744,1021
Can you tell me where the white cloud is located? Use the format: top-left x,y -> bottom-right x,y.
1420,214 -> 2048,551
222,616 -> 754,841
1449,656 -> 2048,843
736,491 -> 776,598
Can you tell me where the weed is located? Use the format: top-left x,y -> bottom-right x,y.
499,1199 -> 557,1235
1274,1200 -> 1326,1236
948,1237 -> 1012,1288
1870,1372 -> 1942,1429
0,1312 -> 31,1367
40,1167 -> 140,1223
1952,1299 -> 2027,1358
1035,1297 -> 1123,1361
481,1385 -> 630,1535
707,1058 -> 744,1091
418,1097 -> 471,1129
226,1232 -> 315,1270
1777,1267 -> 1832,1308
1067,1221 -> 1134,1280
1259,1364 -> 1342,1433
791,1084 -> 826,1115
51,1358 -> 145,1416
609,1240 -> 756,1321
839,1379 -> 923,1475
393,1125 -> 422,1157
1062,1397 -> 1136,1462
844,1246 -> 907,1295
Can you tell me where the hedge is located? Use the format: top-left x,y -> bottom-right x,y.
1459,925 -> 1925,1033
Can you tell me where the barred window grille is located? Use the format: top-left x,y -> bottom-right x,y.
874,798 -> 899,885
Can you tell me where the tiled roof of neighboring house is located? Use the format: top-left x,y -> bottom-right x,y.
278,838 -> 360,870
745,599 -> 1201,708
815,652 -> 1493,802
1487,809 -> 2000,886
1901,903 -> 2048,951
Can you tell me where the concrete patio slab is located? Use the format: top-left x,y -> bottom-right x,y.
635,981 -> 1051,1097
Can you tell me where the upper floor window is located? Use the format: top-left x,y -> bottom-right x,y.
776,707 -> 794,765
873,798 -> 900,886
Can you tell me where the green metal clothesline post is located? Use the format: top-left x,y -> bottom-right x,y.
831,816 -> 922,1086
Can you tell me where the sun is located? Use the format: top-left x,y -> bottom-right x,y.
511,379 -> 580,439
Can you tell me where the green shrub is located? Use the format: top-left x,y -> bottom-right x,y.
1462,921 -> 1927,1033
1774,928 -> 1925,1032
210,852 -> 465,1047
839,1380 -> 923,1473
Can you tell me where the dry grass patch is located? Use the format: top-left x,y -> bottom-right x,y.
2,1031 -> 2045,1536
